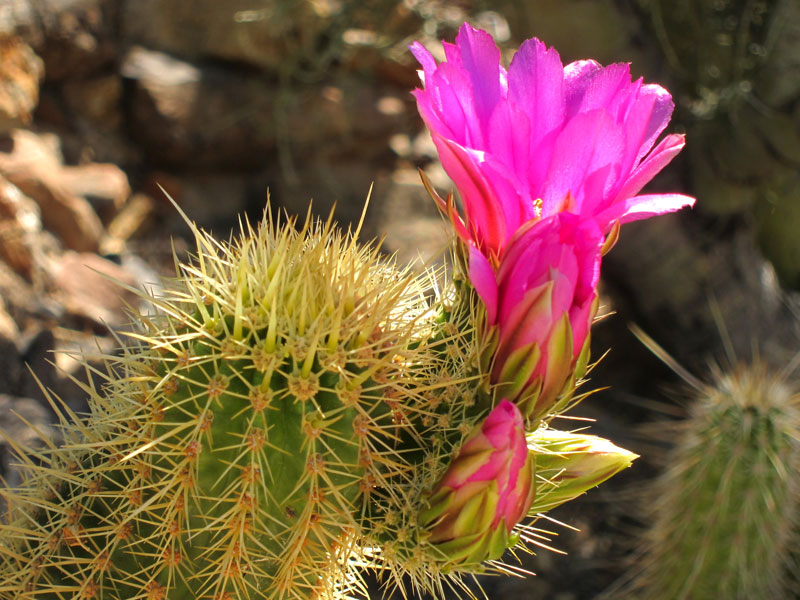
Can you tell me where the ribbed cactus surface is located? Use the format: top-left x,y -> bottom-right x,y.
632,364 -> 800,600
0,211 -> 487,600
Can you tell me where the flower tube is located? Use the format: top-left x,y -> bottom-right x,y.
470,213 -> 603,419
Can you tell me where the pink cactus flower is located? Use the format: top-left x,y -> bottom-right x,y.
469,213 -> 603,419
411,23 -> 695,258
420,399 -> 535,564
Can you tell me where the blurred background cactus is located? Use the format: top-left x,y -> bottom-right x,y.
617,359 -> 800,599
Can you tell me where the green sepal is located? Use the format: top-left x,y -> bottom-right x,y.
451,485 -> 497,539
419,487 -> 454,529
495,342 -> 541,407
479,325 -> 500,379
431,517 -> 513,568
485,516 -> 513,561
525,312 -> 573,422
573,329 -> 592,382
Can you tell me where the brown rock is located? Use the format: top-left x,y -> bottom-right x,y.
270,157 -> 382,232
142,171 -> 251,232
16,327 -> 60,404
121,46 -> 411,170
0,251 -> 46,324
121,0 -> 326,73
373,168 -> 450,268
63,117 -> 143,170
0,129 -> 103,251
0,394 -> 52,486
0,394 -> 50,442
60,73 -> 122,127
0,35 -> 43,134
3,0 -> 119,82
0,331 -> 21,396
0,174 -> 41,279
0,295 -> 18,342
285,79 -> 415,160
121,46 -> 276,169
59,162 -> 130,219
50,251 -> 140,328
103,192 -> 155,253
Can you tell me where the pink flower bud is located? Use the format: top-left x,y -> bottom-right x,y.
420,400 -> 535,565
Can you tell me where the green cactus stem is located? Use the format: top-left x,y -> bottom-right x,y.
0,207 -> 482,600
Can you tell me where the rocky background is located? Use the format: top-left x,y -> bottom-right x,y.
0,0 -> 798,598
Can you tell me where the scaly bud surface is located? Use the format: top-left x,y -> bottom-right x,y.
419,399 -> 535,567
469,213 -> 602,421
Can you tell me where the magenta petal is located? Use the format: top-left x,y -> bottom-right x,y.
613,133 -> 685,202
467,400 -> 524,483
481,399 -> 521,449
455,24 -> 503,130
596,193 -> 697,227
409,41 -> 438,79
433,63 -> 482,144
563,59 -> 602,116
572,219 -> 603,300
434,136 -> 505,251
487,93 -> 532,182
635,84 -> 675,164
574,62 -> 632,115
568,293 -> 597,357
508,37 -> 565,155
410,25 -> 693,257
479,156 -> 531,234
612,90 -> 659,185
468,244 -> 499,324
541,110 -> 623,216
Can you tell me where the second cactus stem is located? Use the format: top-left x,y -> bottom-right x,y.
630,363 -> 800,600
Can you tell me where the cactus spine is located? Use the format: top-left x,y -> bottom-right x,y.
630,363 -> 800,600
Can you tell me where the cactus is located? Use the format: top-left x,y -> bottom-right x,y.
0,201 -> 641,600
628,362 -> 800,599
0,207 -> 492,599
